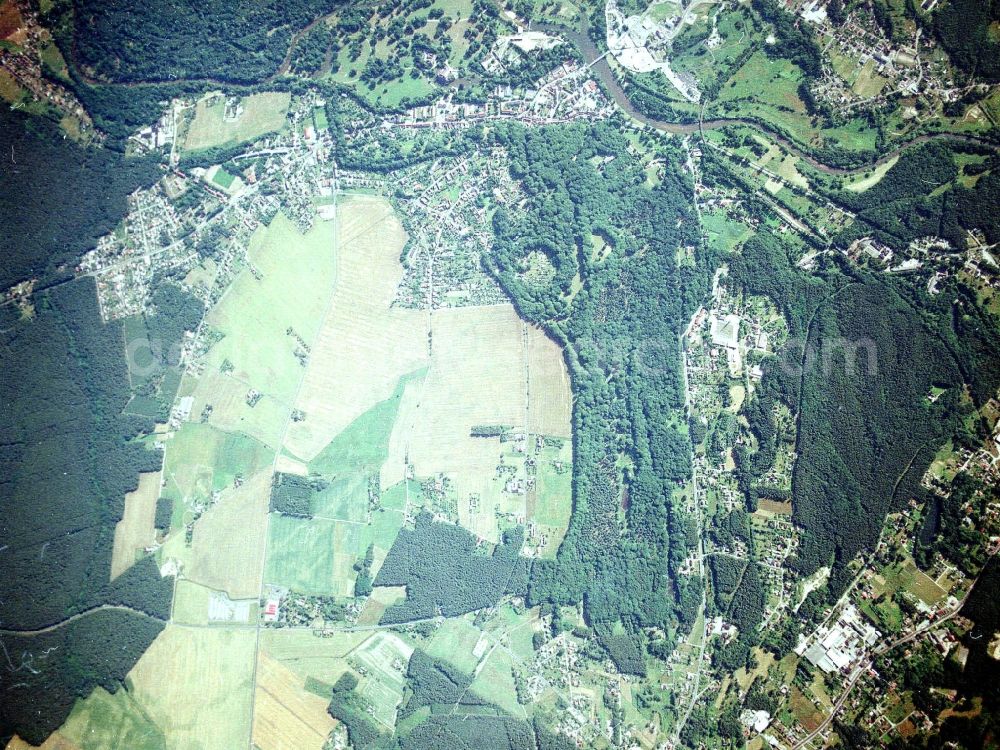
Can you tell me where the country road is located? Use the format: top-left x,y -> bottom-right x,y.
0,604 -> 163,636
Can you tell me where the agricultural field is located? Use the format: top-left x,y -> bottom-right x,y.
180,92 -> 291,152
128,626 -> 257,750
188,212 -> 337,449
161,469 -> 272,599
159,422 -> 273,527
53,687 -> 164,750
252,654 -> 336,750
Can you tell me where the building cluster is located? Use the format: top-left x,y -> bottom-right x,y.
389,62 -> 611,129
0,0 -> 92,133
799,602 -> 882,675
393,151 -> 511,310
605,0 -> 701,102
798,0 -> 975,118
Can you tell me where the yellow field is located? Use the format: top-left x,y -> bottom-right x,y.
129,625 -> 256,750
111,472 -> 161,580
5,733 -> 81,750
281,195 -> 427,462
181,92 -> 291,152
252,654 -> 337,750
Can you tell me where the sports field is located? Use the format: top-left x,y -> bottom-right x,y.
129,625 -> 256,750
181,92 -> 291,152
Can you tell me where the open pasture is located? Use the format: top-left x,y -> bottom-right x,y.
261,629 -> 370,686
181,92 -> 290,152
128,625 -> 256,750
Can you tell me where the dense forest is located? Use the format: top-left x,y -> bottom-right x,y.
372,513 -> 528,623
70,0 -> 343,84
929,0 -> 1000,83
0,280 -> 172,743
0,108 -> 159,288
724,223 -> 1000,600
480,121 -> 717,672
835,143 -> 1000,251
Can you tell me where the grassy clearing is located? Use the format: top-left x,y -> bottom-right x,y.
713,50 -> 877,153
470,648 -> 520,716
425,617 -> 483,674
845,155 -> 899,192
129,625 -> 256,750
181,92 -> 290,152
111,472 -> 160,580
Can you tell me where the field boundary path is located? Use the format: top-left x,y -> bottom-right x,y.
0,604 -> 163,636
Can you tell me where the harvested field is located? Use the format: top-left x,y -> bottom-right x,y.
129,625 -> 256,750
252,653 -> 337,750
111,472 -> 161,580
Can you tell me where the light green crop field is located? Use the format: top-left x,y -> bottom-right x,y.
311,473 -> 370,521
308,368 -> 427,477
161,422 -> 273,522
264,514 -> 339,595
171,579 -> 211,625
181,92 -> 291,152
425,617 -> 484,674
59,687 -> 165,750
533,443 -> 572,528
189,212 -> 336,449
